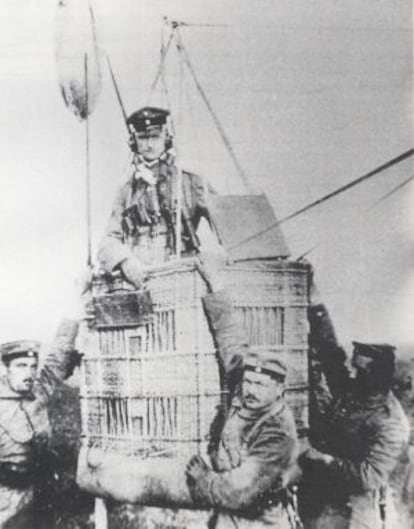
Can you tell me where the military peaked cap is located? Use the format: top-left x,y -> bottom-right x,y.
127,107 -> 170,133
244,352 -> 287,380
0,340 -> 40,364
352,341 -> 396,363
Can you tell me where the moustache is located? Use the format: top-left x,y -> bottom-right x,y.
244,394 -> 258,402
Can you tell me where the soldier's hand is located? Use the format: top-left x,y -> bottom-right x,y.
185,455 -> 212,507
300,446 -> 334,466
120,257 -> 147,289
195,252 -> 226,292
186,455 -> 209,481
65,270 -> 94,320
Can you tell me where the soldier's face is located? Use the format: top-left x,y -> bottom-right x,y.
351,353 -> 373,373
351,353 -> 375,388
6,357 -> 38,394
242,371 -> 284,410
136,126 -> 167,161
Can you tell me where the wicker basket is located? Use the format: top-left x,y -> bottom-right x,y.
80,258 -> 310,458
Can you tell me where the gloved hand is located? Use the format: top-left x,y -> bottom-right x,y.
195,252 -> 226,292
300,446 -> 334,466
120,257 -> 146,289
64,268 -> 94,321
66,349 -> 84,378
185,455 -> 212,507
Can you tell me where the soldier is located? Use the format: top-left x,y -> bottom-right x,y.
300,320 -> 410,529
0,321 -> 81,528
185,258 -> 300,529
98,106 -> 213,287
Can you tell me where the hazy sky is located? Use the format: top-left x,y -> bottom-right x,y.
0,0 -> 412,349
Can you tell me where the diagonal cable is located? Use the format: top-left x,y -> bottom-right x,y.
229,148 -> 414,252
295,173 -> 414,260
175,29 -> 253,193
147,30 -> 175,102
367,173 -> 414,210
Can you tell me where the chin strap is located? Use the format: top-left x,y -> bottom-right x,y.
135,147 -> 176,169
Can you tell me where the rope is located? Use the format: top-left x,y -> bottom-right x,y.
296,172 -> 414,260
159,34 -> 176,137
174,29 -> 254,193
229,148 -> 414,251
368,173 -> 414,210
106,55 -> 129,132
84,53 -> 92,266
163,16 -> 229,29
174,32 -> 185,258
147,31 -> 174,103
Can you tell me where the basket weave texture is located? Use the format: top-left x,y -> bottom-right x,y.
81,259 -> 310,458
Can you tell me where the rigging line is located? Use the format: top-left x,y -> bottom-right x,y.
171,22 -> 230,28
158,31 -> 176,136
84,53 -> 92,267
295,173 -> 414,261
179,23 -> 230,27
368,173 -> 414,210
295,243 -> 320,262
159,24 -> 166,109
148,30 -> 175,102
163,16 -> 229,29
229,148 -> 414,251
174,29 -> 254,194
177,30 -> 185,135
106,55 -> 129,131
183,57 -> 202,162
160,66 -> 176,137
179,42 -> 211,204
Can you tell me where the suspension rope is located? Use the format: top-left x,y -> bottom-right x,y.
147,30 -> 174,103
174,28 -> 253,193
106,55 -> 129,132
295,173 -> 414,260
229,148 -> 414,251
84,53 -> 92,267
368,173 -> 414,210
159,40 -> 176,136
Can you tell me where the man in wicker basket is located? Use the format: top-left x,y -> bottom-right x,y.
185,257 -> 300,529
98,106 -> 213,287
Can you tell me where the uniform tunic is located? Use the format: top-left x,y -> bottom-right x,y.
98,155 -> 211,272
198,292 -> 299,529
0,320 -> 79,528
304,304 -> 410,529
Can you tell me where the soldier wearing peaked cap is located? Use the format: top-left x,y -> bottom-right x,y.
98,106 -> 215,288
185,256 -> 299,529
0,322 -> 80,528
300,323 -> 410,529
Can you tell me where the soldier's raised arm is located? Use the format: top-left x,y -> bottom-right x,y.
196,254 -> 247,396
37,272 -> 93,398
37,319 -> 80,397
308,270 -> 348,404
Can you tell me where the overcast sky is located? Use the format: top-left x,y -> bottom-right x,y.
0,0 -> 412,350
